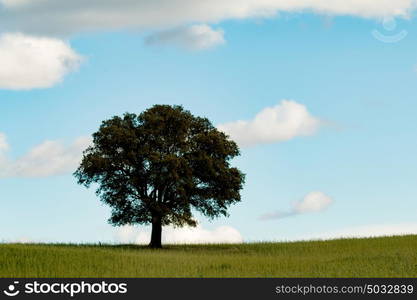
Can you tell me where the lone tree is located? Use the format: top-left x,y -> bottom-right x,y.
74,105 -> 245,248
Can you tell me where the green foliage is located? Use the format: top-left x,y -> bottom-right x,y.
74,105 -> 245,231
1,235 -> 417,277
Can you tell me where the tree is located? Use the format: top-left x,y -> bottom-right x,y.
74,105 -> 245,248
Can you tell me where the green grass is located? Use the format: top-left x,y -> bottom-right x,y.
1,235 -> 416,277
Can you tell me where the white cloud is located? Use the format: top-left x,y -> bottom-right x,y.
0,133 -> 9,168
259,191 -> 333,220
0,135 -> 91,178
0,1 -> 416,36
0,0 -> 32,8
3,237 -> 35,244
115,223 -> 243,244
218,100 -> 322,147
0,33 -> 82,90
145,24 -> 225,51
299,223 -> 417,240
293,191 -> 333,213
0,132 -> 9,152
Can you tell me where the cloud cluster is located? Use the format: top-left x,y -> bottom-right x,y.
145,24 -> 225,51
218,100 -> 321,147
116,223 -> 243,244
299,223 -> 417,240
0,101 -> 321,177
0,133 -> 90,178
259,191 -> 333,220
2,1 -> 416,90
0,33 -> 82,90
0,0 -> 415,36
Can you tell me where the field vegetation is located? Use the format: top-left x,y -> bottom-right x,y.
1,235 -> 416,277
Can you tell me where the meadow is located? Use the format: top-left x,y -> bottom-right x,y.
1,235 -> 416,277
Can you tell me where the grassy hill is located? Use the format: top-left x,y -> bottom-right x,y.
1,235 -> 416,277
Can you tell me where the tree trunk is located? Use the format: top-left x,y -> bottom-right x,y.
149,215 -> 162,248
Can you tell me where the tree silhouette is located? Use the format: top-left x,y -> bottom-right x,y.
74,105 -> 245,248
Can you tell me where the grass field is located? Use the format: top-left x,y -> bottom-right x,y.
1,235 -> 416,277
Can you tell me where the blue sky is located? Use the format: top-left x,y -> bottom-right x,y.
1,1 -> 417,243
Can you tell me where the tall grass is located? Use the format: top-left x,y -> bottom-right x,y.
1,235 -> 416,277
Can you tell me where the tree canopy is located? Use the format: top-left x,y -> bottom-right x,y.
74,105 -> 245,247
